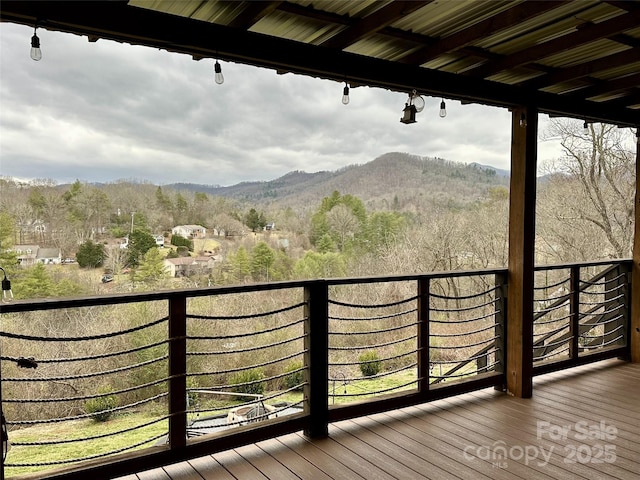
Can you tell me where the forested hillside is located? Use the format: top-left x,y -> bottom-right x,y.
0,121 -> 635,300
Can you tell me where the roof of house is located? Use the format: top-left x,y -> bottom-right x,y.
1,1 -> 638,126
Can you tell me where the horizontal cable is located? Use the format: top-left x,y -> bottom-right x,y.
534,346 -> 570,361
187,302 -> 305,321
0,339 -> 170,365
329,363 -> 417,383
187,334 -> 305,356
3,376 -> 171,403
429,309 -> 499,324
189,350 -> 304,378
330,350 -> 417,367
330,321 -> 417,336
0,316 -> 168,342
429,346 -> 499,365
579,272 -> 626,287
430,284 -> 500,301
187,317 -> 304,341
329,334 -> 414,351
5,431 -> 168,468
533,276 -> 570,291
579,293 -> 624,306
582,324 -> 625,339
329,295 -> 418,309
329,307 -> 417,322
430,322 -> 497,337
537,336 -> 570,349
11,415 -> 170,446
3,355 -> 167,382
533,290 -> 571,303
430,335 -> 498,350
534,312 -> 571,325
581,335 -> 624,349
533,324 -> 568,338
7,392 -> 168,426
579,303 -> 623,317
330,378 -> 417,397
581,283 -> 625,295
430,296 -> 497,313
187,387 -> 305,417
429,359 -> 499,379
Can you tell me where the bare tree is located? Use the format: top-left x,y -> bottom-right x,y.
539,120 -> 635,260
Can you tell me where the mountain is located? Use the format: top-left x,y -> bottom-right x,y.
167,152 -> 510,211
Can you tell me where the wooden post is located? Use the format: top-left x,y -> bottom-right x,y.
168,296 -> 187,450
417,278 -> 430,395
303,281 -> 329,438
569,266 -> 580,360
506,105 -> 538,398
494,272 -> 508,391
631,128 -> 640,362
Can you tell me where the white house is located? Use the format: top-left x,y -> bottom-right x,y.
171,225 -> 206,239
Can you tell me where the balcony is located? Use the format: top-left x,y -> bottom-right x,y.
0,259 -> 632,479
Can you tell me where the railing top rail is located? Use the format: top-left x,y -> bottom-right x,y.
534,258 -> 631,272
0,260 -> 630,314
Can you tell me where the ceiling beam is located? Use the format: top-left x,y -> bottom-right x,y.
319,1 -> 432,50
0,1 -> 637,126
227,1 -> 283,30
466,9 -> 640,79
567,72 -> 640,100
399,1 -> 565,66
520,48 -> 640,89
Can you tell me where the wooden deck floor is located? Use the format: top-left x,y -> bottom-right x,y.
119,359 -> 640,480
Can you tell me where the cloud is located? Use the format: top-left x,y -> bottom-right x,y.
0,23 -> 560,187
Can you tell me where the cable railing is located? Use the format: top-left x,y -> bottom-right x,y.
0,261 -> 631,480
532,260 -> 631,374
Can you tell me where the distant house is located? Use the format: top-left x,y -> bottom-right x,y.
12,245 -> 62,265
264,222 -> 276,231
164,256 -> 216,277
171,225 -> 206,239
153,235 -> 165,247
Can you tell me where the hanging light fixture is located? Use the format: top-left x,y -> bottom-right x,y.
519,112 -> 527,128
583,121 -> 589,134
214,60 -> 224,85
400,90 -> 424,124
341,83 -> 350,105
439,99 -> 447,118
0,267 -> 13,302
30,26 -> 42,61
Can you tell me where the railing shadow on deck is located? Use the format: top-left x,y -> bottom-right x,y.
0,259 -> 630,480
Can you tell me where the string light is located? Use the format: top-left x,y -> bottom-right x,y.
519,112 -> 527,128
0,267 -> 13,302
214,60 -> 224,85
30,27 -> 42,61
342,83 -> 350,105
439,99 -> 447,118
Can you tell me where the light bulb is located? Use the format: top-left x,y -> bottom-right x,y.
30,31 -> 42,61
1,270 -> 13,302
342,84 -> 350,105
519,112 -> 527,127
412,91 -> 425,113
214,61 -> 224,85
439,100 -> 447,118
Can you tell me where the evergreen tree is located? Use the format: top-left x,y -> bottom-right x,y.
76,240 -> 107,268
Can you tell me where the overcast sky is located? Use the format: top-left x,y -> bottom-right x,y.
1,23 -> 565,187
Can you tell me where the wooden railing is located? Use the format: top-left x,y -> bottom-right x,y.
0,260 -> 630,480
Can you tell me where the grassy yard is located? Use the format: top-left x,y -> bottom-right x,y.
4,368 -> 478,477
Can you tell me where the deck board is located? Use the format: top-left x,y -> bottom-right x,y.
121,359 -> 640,480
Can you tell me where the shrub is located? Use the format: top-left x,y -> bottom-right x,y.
85,386 -> 118,422
358,351 -> 382,377
284,361 -> 304,390
229,368 -> 265,400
